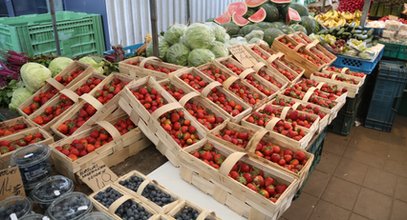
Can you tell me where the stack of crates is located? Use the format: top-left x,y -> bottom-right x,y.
0,11 -> 105,58
365,60 -> 407,131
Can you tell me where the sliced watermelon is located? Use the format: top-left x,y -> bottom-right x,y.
287,7 -> 302,23
270,0 -> 291,4
214,12 -> 231,25
245,0 -> 267,7
248,8 -> 267,23
228,2 -> 248,16
232,13 -> 250,27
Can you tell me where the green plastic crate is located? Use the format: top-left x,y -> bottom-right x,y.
0,11 -> 105,58
380,41 -> 407,61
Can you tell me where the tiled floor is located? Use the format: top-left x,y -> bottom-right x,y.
281,116 -> 407,220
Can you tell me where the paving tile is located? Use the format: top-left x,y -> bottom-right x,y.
323,140 -> 347,156
384,160 -> 407,178
363,167 -> 397,196
395,176 -> 407,203
321,177 -> 361,210
282,193 -> 318,220
343,148 -> 385,169
309,200 -> 350,220
349,213 -> 369,220
353,188 -> 392,220
326,132 -> 351,145
391,200 -> 407,220
303,170 -> 331,198
315,151 -> 341,174
387,149 -> 407,163
334,158 -> 369,185
347,135 -> 390,158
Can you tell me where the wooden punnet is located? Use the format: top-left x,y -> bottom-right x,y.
119,56 -> 184,79
311,72 -> 364,98
167,200 -> 220,220
322,66 -> 366,84
0,116 -> 36,138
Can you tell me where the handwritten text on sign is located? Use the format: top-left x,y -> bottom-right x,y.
0,166 -> 25,200
78,161 -> 118,191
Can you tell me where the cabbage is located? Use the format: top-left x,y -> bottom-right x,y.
245,30 -> 264,42
225,37 -> 248,47
79,56 -> 104,74
164,24 -> 187,45
205,22 -> 230,42
48,57 -> 73,77
188,49 -> 215,66
248,38 -> 269,47
165,43 -> 190,66
9,86 -> 32,109
183,23 -> 215,49
146,36 -> 169,60
20,62 -> 52,92
210,41 -> 228,58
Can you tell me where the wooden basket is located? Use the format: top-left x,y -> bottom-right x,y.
291,79 -> 348,104
0,116 -> 36,138
310,72 -> 364,98
55,61 -> 93,89
251,62 -> 290,90
0,127 -> 53,169
157,78 -> 195,103
237,67 -> 280,99
89,184 -> 157,220
167,200 -> 220,220
179,144 -> 299,219
222,76 -> 268,109
114,171 -> 180,214
50,120 -> 149,181
267,58 -> 302,84
197,61 -> 237,81
200,81 -> 252,123
215,56 -> 248,76
27,89 -> 80,132
245,129 -> 314,191
67,72 -> 106,96
207,121 -> 257,152
321,66 -> 366,84
171,68 -> 215,93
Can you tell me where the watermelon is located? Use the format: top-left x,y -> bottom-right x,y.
290,24 -> 307,34
239,24 -> 262,36
232,13 -> 250,26
261,3 -> 280,22
222,22 -> 241,36
245,0 -> 267,7
264,28 -> 284,45
214,12 -> 231,25
256,22 -> 274,29
248,8 -> 267,23
270,0 -> 291,4
301,16 -> 317,34
287,8 -> 301,23
289,3 -> 309,16
243,9 -> 256,19
271,21 -> 285,28
228,2 -> 248,16
281,26 -> 294,34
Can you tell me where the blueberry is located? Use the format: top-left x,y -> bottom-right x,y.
48,192 -> 91,220
141,184 -> 174,207
119,175 -> 144,192
174,206 -> 200,220
93,187 -> 123,208
114,200 -> 152,220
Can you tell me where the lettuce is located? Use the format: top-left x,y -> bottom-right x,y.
188,49 -> 215,66
164,24 -> 187,45
165,43 -> 190,66
210,41 -> 229,58
146,36 -> 169,60
48,57 -> 73,77
183,23 -> 215,49
9,86 -> 32,109
20,62 -> 52,92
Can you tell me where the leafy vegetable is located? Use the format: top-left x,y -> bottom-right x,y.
79,56 -> 105,74
165,43 -> 190,66
20,62 -> 51,92
183,23 -> 215,49
146,36 -> 170,60
164,24 -> 187,45
188,49 -> 215,66
245,30 -> 264,42
205,22 -> 230,42
210,41 -> 229,58
48,57 -> 73,77
248,38 -> 269,47
9,86 -> 32,109
0,80 -> 21,108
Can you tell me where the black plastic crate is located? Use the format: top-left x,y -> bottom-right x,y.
365,99 -> 399,132
328,112 -> 356,136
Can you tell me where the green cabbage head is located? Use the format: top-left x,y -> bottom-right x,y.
188,49 -> 215,66
20,62 -> 52,92
48,57 -> 73,77
205,22 -> 230,42
165,43 -> 190,66
210,41 -> 229,58
183,23 -> 215,49
9,86 -> 32,109
164,24 -> 187,45
146,36 -> 169,60
79,56 -> 104,74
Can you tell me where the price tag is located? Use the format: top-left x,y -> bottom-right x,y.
228,45 -> 258,68
78,161 -> 118,192
0,166 -> 25,200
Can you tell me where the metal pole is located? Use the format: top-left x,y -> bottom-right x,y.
322,0 -> 326,13
360,0 -> 371,28
186,0 -> 191,25
149,0 -> 159,57
49,0 -> 61,56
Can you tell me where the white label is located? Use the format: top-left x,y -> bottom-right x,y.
54,190 -> 60,196
77,205 -> 88,211
23,153 -> 34,158
42,217 -> 50,220
9,213 -> 17,220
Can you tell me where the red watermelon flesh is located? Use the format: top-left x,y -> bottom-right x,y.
228,2 -> 248,16
214,12 -> 231,25
270,0 -> 291,4
287,8 -> 302,22
245,0 -> 267,7
248,8 -> 267,23
232,13 -> 250,26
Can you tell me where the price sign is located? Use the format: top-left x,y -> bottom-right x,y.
0,166 -> 25,200
78,161 -> 118,191
228,45 -> 258,68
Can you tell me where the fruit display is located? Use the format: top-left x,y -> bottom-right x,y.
272,96 -> 329,120
73,76 -> 103,96
31,175 -> 74,208
190,142 -> 226,169
4,136 -> 34,159
257,67 -> 285,88
161,81 -> 188,101
31,94 -> 75,126
131,85 -> 167,113
184,98 -> 226,131
93,187 -> 123,208
269,58 -> 300,81
315,10 -> 362,28
292,79 -> 347,100
127,58 -> 177,75
259,104 -> 319,129
219,59 -> 244,75
176,70 -> 212,92
244,73 -> 276,96
0,196 -> 32,220
206,87 -> 249,118
55,68 -> 85,86
47,192 -> 92,220
323,66 -> 366,78
0,120 -> 29,137
174,206 -> 201,220
244,111 -> 273,128
56,103 -> 97,135
93,77 -> 129,104
21,85 -> 59,115
370,2 -> 404,18
269,118 -> 307,141
198,63 -> 234,84
159,110 -> 201,148
211,123 -> 253,150
313,72 -> 360,85
226,79 -> 266,106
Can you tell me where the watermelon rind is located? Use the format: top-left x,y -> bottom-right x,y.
248,8 -> 267,23
256,22 -> 274,30
245,0 -> 267,7
239,24 -> 262,36
228,2 -> 248,16
300,16 -> 317,34
290,24 -> 307,34
261,2 -> 280,22
289,3 -> 309,16
243,9 -> 257,19
222,22 -> 241,36
263,28 -> 284,45
270,0 -> 291,4
287,7 -> 302,22
232,13 -> 251,27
